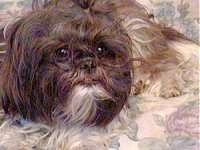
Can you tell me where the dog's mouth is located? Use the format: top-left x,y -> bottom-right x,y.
54,84 -> 118,125
80,79 -> 100,86
55,68 -> 131,126
72,73 -> 102,86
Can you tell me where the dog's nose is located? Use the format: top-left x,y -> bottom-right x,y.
75,50 -> 97,72
80,58 -> 96,72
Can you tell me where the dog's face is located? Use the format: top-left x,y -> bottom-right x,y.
1,0 -> 133,126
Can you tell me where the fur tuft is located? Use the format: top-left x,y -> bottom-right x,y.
53,85 -> 112,125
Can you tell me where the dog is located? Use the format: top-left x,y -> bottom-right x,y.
0,0 -> 199,149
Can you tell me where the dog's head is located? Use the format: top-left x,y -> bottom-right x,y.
0,0 -> 140,126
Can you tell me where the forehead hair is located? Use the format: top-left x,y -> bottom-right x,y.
9,4 -> 131,57
16,2 -> 125,38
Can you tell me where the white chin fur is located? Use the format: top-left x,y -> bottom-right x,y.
58,85 -> 112,125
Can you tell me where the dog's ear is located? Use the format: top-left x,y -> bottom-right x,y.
3,18 -> 25,54
0,18 -> 27,117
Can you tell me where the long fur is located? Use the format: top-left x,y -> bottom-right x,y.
0,0 -> 199,149
0,108 -> 131,150
53,85 -> 112,125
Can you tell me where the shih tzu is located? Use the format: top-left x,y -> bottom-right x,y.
0,0 -> 199,149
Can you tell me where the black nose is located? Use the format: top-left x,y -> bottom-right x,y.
75,50 -> 97,72
80,58 -> 96,72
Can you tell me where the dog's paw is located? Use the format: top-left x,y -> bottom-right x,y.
158,71 -> 183,98
160,86 -> 182,98
131,80 -> 146,95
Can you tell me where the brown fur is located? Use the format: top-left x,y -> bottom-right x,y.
1,0 -> 134,126
0,0 -> 198,127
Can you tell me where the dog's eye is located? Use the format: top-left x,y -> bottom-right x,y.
97,44 -> 116,59
56,48 -> 68,57
55,48 -> 69,61
97,46 -> 106,56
